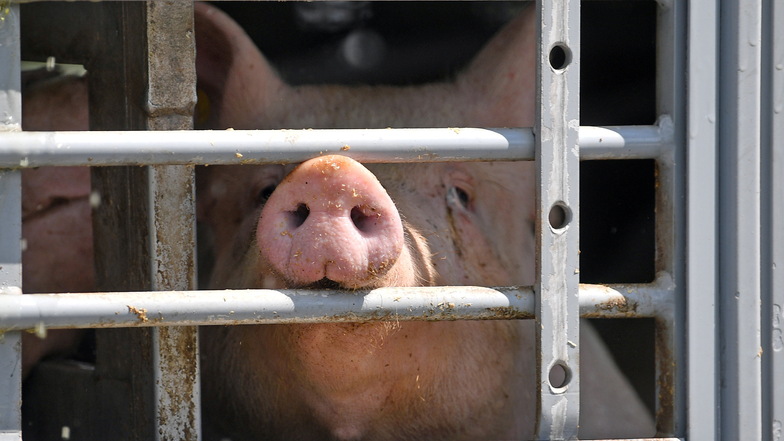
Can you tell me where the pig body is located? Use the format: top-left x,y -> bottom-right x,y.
20,74 -> 92,378
202,313 -> 532,440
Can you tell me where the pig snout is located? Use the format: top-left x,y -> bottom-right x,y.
257,155 -> 404,288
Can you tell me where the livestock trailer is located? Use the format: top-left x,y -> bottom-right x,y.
0,0 -> 781,439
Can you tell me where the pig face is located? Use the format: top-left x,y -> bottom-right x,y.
197,158 -> 536,441
200,157 -> 435,292
367,161 -> 536,287
194,1 -> 538,291
198,160 -> 535,292
198,157 -> 539,440
194,2 -> 539,440
196,156 -> 538,440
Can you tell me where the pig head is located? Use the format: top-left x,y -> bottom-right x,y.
198,157 -> 537,440
195,3 -> 654,439
195,3 -> 537,440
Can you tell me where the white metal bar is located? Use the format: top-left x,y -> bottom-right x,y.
589,439 -> 682,441
685,0 -> 719,438
0,3 -> 22,440
534,0 -> 580,437
0,125 -> 668,167
0,284 -> 676,331
580,274 -> 676,320
579,123 -> 672,160
0,286 -> 534,328
719,0 -> 763,439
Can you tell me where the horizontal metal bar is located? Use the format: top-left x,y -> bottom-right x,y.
0,125 -> 668,168
580,272 -> 675,319
589,439 -> 683,441
0,432 -> 21,441
580,120 -> 673,160
0,280 -> 673,331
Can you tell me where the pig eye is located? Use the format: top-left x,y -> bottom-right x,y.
447,185 -> 472,211
255,184 -> 277,207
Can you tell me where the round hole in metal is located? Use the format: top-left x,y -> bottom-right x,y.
548,361 -> 571,389
549,44 -> 571,70
548,202 -> 571,230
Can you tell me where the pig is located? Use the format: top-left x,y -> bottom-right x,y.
195,4 -> 538,439
19,73 -> 92,379
194,3 -> 653,440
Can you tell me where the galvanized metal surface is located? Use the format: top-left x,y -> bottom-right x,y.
534,0 -> 580,438
145,2 -> 200,440
719,0 -> 764,439
579,123 -> 671,160
652,0 -> 688,435
0,125 -> 669,168
0,284 -> 676,332
150,166 -> 200,441
762,0 -> 783,438
580,274 -> 675,320
146,3 -> 201,441
0,206 -> 21,441
685,0 -> 719,438
588,439 -> 682,441
0,5 -> 19,132
0,286 -> 535,329
0,3 -> 21,440
80,2 -> 200,440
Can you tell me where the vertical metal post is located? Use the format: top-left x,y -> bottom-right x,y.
145,3 -> 200,439
719,0 -> 763,439
0,3 -> 22,440
657,0 -> 689,435
686,0 -> 719,439
534,0 -> 580,438
89,2 -> 199,440
762,0 -> 784,438
0,176 -> 21,441
149,164 -> 200,441
0,185 -> 22,441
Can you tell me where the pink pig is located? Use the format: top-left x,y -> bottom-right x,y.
195,3 -> 652,440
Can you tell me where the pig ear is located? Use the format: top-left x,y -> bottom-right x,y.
194,2 -> 286,129
456,4 -> 536,128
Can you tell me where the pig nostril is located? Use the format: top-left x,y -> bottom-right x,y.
286,203 -> 310,228
351,205 -> 377,233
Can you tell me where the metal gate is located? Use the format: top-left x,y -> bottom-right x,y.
0,0 -> 781,440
